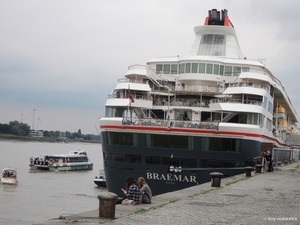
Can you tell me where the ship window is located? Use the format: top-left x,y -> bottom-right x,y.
270,85 -> 274,96
146,134 -> 193,150
242,67 -> 250,72
268,101 -> 273,113
202,159 -> 240,168
181,158 -> 197,167
247,113 -> 262,125
198,34 -> 226,56
199,63 -> 205,73
125,154 -> 141,163
156,64 -> 163,74
109,153 -> 124,162
202,137 -> 241,152
179,63 -> 185,73
206,64 -> 213,74
266,118 -> 272,131
224,66 -> 232,76
213,64 -> 219,75
263,97 -> 267,108
192,63 -> 198,73
233,66 -> 241,76
145,156 -> 161,164
219,65 -> 224,75
163,64 -> 170,74
171,64 -> 178,74
162,156 -> 180,166
107,132 -> 138,146
185,63 -> 191,73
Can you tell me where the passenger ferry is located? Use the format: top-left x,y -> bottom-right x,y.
29,147 -> 93,171
99,9 -> 300,196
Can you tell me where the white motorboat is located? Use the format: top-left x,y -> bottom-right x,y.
1,167 -> 18,185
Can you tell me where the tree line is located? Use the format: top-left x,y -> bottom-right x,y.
0,121 -> 100,141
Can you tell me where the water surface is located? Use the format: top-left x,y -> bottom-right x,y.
0,140 -> 105,225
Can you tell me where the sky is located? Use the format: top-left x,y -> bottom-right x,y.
1,0 -> 300,135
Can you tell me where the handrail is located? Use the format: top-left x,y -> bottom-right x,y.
122,117 -> 219,131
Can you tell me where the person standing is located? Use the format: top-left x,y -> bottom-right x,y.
265,150 -> 273,172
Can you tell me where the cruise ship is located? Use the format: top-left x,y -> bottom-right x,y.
100,9 -> 300,196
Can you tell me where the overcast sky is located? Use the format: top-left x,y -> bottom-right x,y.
1,0 -> 300,134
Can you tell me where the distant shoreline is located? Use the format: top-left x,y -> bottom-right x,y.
0,134 -> 101,144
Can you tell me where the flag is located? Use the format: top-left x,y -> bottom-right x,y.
129,94 -> 134,103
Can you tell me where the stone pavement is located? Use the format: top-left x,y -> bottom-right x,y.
36,161 -> 300,225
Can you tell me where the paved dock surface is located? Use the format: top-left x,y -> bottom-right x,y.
36,162 -> 300,225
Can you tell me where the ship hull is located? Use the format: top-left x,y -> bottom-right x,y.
101,130 -> 263,196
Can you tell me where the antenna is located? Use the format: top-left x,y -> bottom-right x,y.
258,58 -> 266,66
95,125 -> 99,135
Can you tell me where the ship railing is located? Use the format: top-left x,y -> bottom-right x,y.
122,118 -> 219,131
174,84 -> 225,93
108,93 -> 152,101
272,147 -> 300,170
253,156 -> 262,166
211,98 -> 263,106
227,82 -> 270,91
117,77 -> 149,85
153,99 -> 210,108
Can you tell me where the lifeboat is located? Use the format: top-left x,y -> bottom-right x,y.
278,119 -> 288,131
276,105 -> 285,113
275,105 -> 286,119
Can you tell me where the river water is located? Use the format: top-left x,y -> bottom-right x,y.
0,140 -> 106,225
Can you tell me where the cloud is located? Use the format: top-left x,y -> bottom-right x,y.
1,0 -> 300,133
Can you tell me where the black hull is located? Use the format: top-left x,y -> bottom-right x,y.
105,166 -> 245,196
100,131 -> 267,196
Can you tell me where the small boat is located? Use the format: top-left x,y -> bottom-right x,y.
29,147 -> 93,171
94,170 -> 106,187
1,167 -> 18,185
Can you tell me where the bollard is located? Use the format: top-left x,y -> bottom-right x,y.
98,192 -> 118,218
255,164 -> 263,173
245,166 -> 253,177
209,172 -> 223,187
277,161 -> 282,166
284,160 -> 288,165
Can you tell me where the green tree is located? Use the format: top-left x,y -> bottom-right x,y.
0,123 -> 9,134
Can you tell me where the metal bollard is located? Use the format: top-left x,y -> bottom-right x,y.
245,166 -> 253,177
209,172 -> 223,187
98,192 -> 118,218
255,164 -> 263,173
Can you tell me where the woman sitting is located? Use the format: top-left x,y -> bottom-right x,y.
116,176 -> 141,205
137,177 -> 152,204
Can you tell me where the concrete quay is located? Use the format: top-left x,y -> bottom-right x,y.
36,162 -> 300,225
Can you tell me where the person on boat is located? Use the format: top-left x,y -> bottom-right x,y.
116,176 -> 141,205
264,150 -> 273,172
183,111 -> 190,121
137,177 -> 152,204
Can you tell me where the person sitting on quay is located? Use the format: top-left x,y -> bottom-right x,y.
116,176 -> 141,205
137,177 -> 152,204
